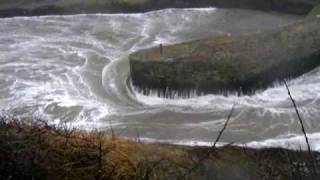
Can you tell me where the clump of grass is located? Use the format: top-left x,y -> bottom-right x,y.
1,114 -> 319,180
0,116 -> 191,180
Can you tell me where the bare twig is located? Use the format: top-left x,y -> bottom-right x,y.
212,104 -> 235,148
176,104 -> 236,180
283,80 -> 317,178
283,80 -> 312,153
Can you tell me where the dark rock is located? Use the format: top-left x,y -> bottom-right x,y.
130,18 -> 320,96
0,0 -> 319,18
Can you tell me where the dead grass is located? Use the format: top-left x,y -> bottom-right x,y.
0,115 -> 319,180
0,116 -> 192,180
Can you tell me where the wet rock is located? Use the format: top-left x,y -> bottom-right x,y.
129,18 -> 320,96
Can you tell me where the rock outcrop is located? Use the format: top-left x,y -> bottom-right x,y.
0,0 -> 319,17
130,18 -> 320,96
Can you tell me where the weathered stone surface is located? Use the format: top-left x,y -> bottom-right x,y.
130,18 -> 320,96
0,0 -> 319,17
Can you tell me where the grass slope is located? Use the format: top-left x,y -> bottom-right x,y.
1,116 -> 319,180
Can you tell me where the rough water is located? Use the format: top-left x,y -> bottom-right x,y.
1,8 -> 320,150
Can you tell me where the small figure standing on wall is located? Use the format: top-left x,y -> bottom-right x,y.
160,43 -> 163,56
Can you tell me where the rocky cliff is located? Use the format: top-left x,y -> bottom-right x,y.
130,17 -> 320,96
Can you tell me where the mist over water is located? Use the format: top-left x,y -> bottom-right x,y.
1,8 -> 319,150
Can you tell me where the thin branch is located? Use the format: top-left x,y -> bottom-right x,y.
212,104 -> 235,148
283,80 -> 317,178
176,104 -> 236,180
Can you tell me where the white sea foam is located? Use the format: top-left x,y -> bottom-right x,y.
135,133 -> 320,152
246,133 -> 320,151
